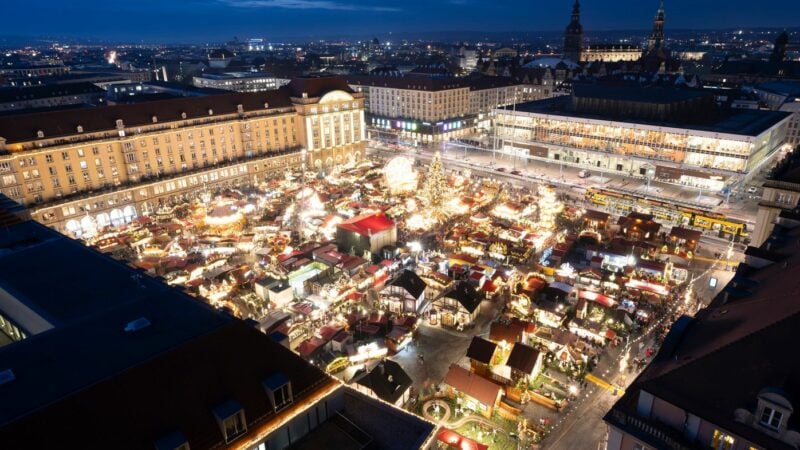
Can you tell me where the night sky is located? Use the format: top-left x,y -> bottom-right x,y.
7,0 -> 800,42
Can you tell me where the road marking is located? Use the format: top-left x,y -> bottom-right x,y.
585,374 -> 625,395
691,255 -> 739,266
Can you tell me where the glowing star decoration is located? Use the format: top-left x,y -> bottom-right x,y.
383,156 -> 418,194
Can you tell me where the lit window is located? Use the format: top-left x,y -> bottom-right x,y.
711,429 -> 735,450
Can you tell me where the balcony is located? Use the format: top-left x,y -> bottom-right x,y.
606,408 -> 704,450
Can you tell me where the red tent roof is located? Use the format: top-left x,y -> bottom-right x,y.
338,212 -> 395,237
578,290 -> 617,308
436,428 -> 489,450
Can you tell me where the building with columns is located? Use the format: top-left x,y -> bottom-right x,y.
0,75 -> 365,236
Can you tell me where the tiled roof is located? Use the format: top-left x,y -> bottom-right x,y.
0,88 -> 293,144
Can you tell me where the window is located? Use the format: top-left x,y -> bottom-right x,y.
213,401 -> 247,444
760,407 -> 783,430
711,430 -> 735,450
263,373 -> 293,412
633,444 -> 649,450
222,412 -> 246,443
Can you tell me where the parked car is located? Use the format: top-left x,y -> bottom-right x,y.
578,170 -> 590,178
746,186 -> 758,194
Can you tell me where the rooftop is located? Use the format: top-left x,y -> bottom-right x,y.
0,198 -> 332,448
346,74 -> 518,92
0,82 -> 105,104
338,212 -> 396,237
511,91 -> 790,137
0,88 -> 293,144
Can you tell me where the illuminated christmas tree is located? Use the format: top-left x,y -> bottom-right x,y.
420,151 -> 449,212
537,184 -> 563,230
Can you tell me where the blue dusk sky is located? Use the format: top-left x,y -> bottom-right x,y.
5,0 -> 800,42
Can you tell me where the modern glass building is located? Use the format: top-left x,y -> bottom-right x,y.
495,85 -> 791,191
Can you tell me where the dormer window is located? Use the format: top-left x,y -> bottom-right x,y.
153,431 -> 189,450
263,372 -> 293,412
212,400 -> 247,444
760,406 -> 783,430
36,130 -> 44,139
76,125 -> 83,133
181,112 -> 187,119
208,109 -> 213,115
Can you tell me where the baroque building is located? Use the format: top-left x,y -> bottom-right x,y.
0,75 -> 366,236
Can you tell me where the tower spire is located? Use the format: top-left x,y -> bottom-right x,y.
563,0 -> 584,62
647,0 -> 666,53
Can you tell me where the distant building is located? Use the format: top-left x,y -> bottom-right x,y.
0,63 -> 69,79
0,195 -> 436,449
347,74 -> 524,143
336,212 -> 397,259
562,0 -> 642,63
208,48 -> 236,69
193,72 -> 290,93
753,81 -> 800,149
0,82 -> 105,112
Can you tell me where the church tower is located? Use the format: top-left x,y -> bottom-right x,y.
563,0 -> 583,62
646,0 -> 665,53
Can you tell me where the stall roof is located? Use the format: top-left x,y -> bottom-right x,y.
466,337 -> 497,365
436,428 -> 489,450
578,290 -> 617,308
443,364 -> 502,407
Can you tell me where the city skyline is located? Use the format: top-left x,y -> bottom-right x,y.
6,0 -> 800,42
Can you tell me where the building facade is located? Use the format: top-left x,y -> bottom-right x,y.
193,72 -> 291,93
348,75 -> 524,144
0,76 -> 366,236
581,45 -> 643,63
494,88 -> 790,191
751,148 -> 800,246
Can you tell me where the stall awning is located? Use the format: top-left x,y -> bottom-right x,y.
578,290 -> 617,308
626,279 -> 670,296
